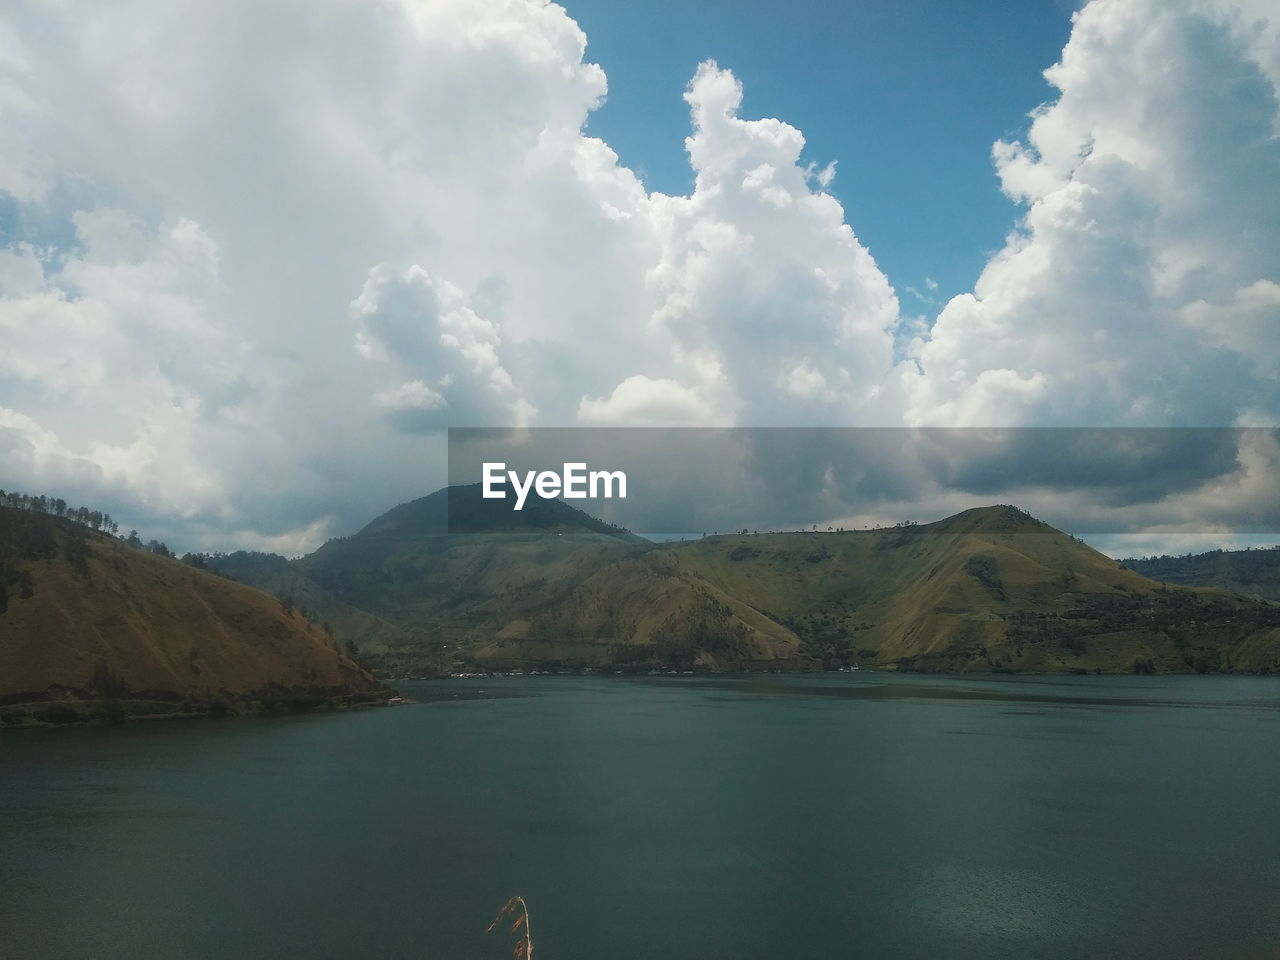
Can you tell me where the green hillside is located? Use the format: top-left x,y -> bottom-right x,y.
0,506 -> 387,725
209,550 -> 411,651
477,506 -> 1280,674
287,485 -> 651,671
354,483 -> 645,539
480,548 -> 807,672
206,494 -> 1280,676
645,506 -> 1280,673
1122,546 -> 1280,602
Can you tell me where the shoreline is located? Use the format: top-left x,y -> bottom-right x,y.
0,688 -> 403,730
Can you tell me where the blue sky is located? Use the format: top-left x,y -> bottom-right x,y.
567,0 -> 1077,311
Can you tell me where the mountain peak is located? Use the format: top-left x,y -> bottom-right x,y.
924,504 -> 1055,535
353,484 -> 640,539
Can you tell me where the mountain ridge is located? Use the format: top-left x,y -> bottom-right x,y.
209,492 -> 1280,677
353,483 -> 645,540
1122,546 -> 1280,602
0,506 -> 388,725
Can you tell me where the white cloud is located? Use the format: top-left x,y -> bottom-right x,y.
351,264 -> 534,431
0,0 -> 1275,551
1179,279 -> 1280,378
0,209 -> 242,516
577,375 -> 720,426
630,61 -> 901,427
904,0 -> 1280,428
373,380 -> 447,414
0,0 -> 641,544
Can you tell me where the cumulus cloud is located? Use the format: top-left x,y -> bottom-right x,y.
630,61 -> 902,427
0,210 -> 240,516
0,0 -> 1276,550
902,0 -> 1280,429
352,265 -> 534,431
1179,279 -> 1280,379
0,0 -> 643,545
577,375 -> 721,426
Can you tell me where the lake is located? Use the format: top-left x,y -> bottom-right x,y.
2,673 -> 1279,958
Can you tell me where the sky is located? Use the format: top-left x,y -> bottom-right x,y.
565,0 -> 1079,307
0,0 -> 1277,557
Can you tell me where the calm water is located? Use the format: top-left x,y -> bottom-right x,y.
2,674 -> 1279,959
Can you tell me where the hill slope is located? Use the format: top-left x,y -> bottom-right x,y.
356,483 -> 645,539
0,508 -> 385,725
1122,547 -> 1280,602
204,493 -> 1280,676
289,485 -> 651,670
483,506 -> 1280,674
208,550 -> 412,651
479,548 -> 808,671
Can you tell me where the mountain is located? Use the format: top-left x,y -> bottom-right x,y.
480,547 -> 809,672
208,550 -> 412,651
270,484 -> 651,672
355,483 -> 645,538
210,494 -> 1280,676
0,507 -> 386,726
478,505 -> 1280,674
1122,547 -> 1280,602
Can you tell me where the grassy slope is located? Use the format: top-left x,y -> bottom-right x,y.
1123,548 -> 1280,602
0,509 -> 383,724
209,550 -> 411,651
293,487 -> 651,670
204,492 -> 1280,676
477,549 -> 805,670
481,506 -> 1280,674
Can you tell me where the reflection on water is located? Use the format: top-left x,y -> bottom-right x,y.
410,684 -> 529,704
659,671 -> 1280,710
1,673 -> 1278,959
